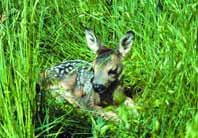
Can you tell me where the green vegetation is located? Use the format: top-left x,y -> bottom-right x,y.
0,0 -> 197,137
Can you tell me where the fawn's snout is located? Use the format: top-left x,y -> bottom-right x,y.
92,83 -> 106,93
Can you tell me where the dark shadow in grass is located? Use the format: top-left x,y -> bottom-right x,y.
34,85 -> 92,138
124,85 -> 143,99
34,104 -> 92,138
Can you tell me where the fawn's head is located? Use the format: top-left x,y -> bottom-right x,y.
85,29 -> 135,94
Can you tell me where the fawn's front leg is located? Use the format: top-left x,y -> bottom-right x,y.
88,92 -> 120,121
90,105 -> 120,122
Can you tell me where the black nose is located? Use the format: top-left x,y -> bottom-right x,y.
92,83 -> 106,93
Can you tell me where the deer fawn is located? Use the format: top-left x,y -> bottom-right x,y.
38,29 -> 136,120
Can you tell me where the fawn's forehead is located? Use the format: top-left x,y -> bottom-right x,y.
94,48 -> 120,66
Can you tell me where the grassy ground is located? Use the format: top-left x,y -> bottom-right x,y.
0,0 -> 198,137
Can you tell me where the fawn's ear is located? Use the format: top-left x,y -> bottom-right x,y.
85,29 -> 101,53
118,30 -> 135,57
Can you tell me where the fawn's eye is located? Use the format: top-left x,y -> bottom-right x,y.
108,67 -> 118,75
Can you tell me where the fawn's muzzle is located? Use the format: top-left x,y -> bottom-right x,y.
92,83 -> 106,93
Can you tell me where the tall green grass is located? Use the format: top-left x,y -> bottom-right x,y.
0,0 -> 197,137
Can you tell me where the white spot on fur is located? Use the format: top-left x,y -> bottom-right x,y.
65,68 -> 69,73
60,69 -> 64,75
68,66 -> 73,70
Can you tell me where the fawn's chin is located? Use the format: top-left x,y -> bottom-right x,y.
94,90 -> 105,94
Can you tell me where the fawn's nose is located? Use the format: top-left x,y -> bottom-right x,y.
92,83 -> 106,93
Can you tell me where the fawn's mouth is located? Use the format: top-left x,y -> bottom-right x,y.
93,88 -> 106,94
